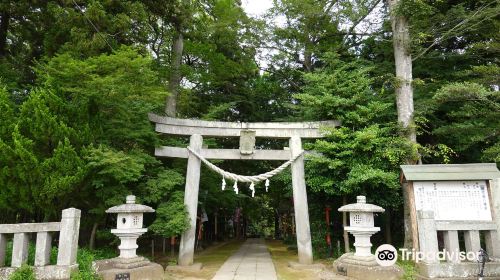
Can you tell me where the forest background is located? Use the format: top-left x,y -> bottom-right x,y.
0,0 -> 498,264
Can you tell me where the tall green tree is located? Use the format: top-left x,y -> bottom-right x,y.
0,48 -> 188,247
296,54 -> 414,202
432,82 -> 499,162
180,0 -> 261,121
0,0 -> 149,91
142,0 -> 194,116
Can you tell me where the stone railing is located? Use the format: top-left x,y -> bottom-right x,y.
0,208 -> 81,280
416,210 -> 500,278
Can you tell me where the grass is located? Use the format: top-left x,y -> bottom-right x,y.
8,264 -> 36,280
398,259 -> 417,280
164,240 -> 245,280
70,247 -> 116,280
266,239 -> 328,280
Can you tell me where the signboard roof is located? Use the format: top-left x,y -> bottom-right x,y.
401,163 -> 500,181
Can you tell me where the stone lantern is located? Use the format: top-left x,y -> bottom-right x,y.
105,195 -> 154,259
334,196 -> 402,280
338,196 -> 384,257
93,195 -> 163,280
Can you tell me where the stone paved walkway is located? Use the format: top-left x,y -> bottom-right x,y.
211,238 -> 277,280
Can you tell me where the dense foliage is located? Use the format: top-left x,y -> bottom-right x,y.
296,55 -> 415,208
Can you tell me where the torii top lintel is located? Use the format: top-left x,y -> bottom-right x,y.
148,113 -> 341,139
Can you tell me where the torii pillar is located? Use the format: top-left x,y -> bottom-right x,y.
148,114 -> 340,266
178,134 -> 203,266
290,136 -> 313,264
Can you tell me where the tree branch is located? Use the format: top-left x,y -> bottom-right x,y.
345,0 -> 382,38
412,0 -> 497,61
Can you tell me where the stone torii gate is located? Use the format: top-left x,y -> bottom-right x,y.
149,114 -> 340,266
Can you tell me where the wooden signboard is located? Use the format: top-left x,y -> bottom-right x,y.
400,163 -> 500,252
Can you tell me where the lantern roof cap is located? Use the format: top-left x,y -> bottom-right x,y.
338,196 -> 384,213
106,195 -> 155,214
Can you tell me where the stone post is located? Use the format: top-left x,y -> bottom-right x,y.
416,211 -> 439,264
464,230 -> 481,254
485,230 -> 500,258
35,232 -> 52,266
179,134 -> 203,266
57,208 -> 81,266
290,136 -> 313,265
490,178 -> 500,258
443,230 -> 460,263
0,233 -> 6,267
12,233 -> 29,267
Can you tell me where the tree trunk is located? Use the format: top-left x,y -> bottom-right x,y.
274,210 -> 280,239
151,239 -> 155,260
236,219 -> 241,240
223,215 -> 227,240
388,1 -> 416,141
214,213 -> 218,241
384,210 -> 392,244
0,11 -> 10,58
342,196 -> 350,253
244,218 -> 247,239
165,32 -> 184,117
162,238 -> 166,255
388,0 -> 416,249
197,217 -> 203,250
89,222 -> 98,250
170,236 -> 175,258
303,48 -> 313,72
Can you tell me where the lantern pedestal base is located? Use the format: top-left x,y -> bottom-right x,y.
107,256 -> 150,269
333,253 -> 403,280
93,257 -> 164,280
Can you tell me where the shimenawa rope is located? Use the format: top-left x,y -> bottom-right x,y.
186,146 -> 304,197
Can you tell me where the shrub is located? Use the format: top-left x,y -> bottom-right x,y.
70,247 -> 115,280
8,264 -> 36,280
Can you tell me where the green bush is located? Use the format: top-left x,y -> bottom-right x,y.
70,248 -> 97,280
310,220 -> 329,259
3,241 -> 12,266
8,264 -> 36,280
70,247 -> 115,280
398,259 -> 417,280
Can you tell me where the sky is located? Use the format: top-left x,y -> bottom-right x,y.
241,0 -> 276,70
241,0 -> 384,33
241,0 -> 273,17
240,0 -> 384,70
